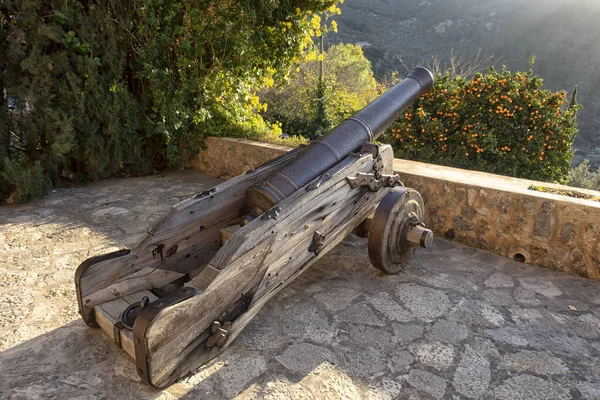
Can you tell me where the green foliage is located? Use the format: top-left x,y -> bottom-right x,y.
312,77 -> 332,140
382,67 -> 582,182
1,0 -> 153,203
261,43 -> 378,139
1,0 -> 337,203
0,102 -> 10,201
568,159 -> 600,191
2,159 -> 50,203
134,0 -> 336,164
568,86 -> 578,110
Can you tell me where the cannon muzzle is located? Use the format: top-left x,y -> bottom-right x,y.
247,66 -> 434,213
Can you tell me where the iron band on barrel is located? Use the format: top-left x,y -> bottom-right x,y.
347,117 -> 374,143
312,140 -> 342,162
274,172 -> 299,191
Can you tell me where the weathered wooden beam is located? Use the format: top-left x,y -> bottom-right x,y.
76,148 -> 303,325
137,147 -> 395,388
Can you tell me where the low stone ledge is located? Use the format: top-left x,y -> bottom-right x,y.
192,137 -> 600,279
190,137 -> 290,179
394,159 -> 600,279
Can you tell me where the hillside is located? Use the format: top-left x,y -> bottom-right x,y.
330,0 -> 600,163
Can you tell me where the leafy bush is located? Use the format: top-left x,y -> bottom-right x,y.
1,1 -> 152,203
568,159 -> 600,191
2,159 -> 50,203
1,0 -> 337,203
133,0 -> 338,163
261,43 -> 378,139
383,66 -> 581,182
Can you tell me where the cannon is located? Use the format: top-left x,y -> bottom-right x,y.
74,67 -> 435,388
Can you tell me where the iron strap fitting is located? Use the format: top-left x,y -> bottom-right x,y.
206,321 -> 232,348
372,154 -> 384,179
346,173 -> 403,192
261,206 -> 282,221
345,149 -> 402,191
308,231 -> 326,255
407,211 -> 426,228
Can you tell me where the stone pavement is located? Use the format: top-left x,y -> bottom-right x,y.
1,171 -> 600,400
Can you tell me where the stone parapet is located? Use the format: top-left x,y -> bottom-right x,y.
394,159 -> 600,279
190,137 -> 290,179
192,137 -> 600,279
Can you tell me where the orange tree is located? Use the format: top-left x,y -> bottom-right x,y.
383,66 -> 581,182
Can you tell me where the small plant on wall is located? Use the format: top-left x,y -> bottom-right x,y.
383,62 -> 581,183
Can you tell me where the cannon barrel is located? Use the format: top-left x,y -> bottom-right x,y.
247,67 -> 434,213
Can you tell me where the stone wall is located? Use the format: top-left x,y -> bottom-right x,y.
190,137 -> 289,179
393,159 -> 600,279
192,137 -> 600,279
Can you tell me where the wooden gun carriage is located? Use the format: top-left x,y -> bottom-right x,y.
74,67 -> 435,388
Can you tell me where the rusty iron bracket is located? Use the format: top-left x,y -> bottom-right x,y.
121,296 -> 150,330
262,206 -> 282,221
194,187 -> 217,200
306,173 -> 332,191
206,321 -> 232,348
308,231 -> 326,255
359,143 -> 380,158
151,243 -> 177,260
373,155 -> 384,179
151,243 -> 165,260
113,321 -> 124,347
346,173 -> 403,192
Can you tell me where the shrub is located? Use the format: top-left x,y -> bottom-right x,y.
1,0 -> 338,203
261,43 -> 378,139
383,66 -> 581,182
568,159 -> 600,191
1,1 -> 152,202
2,159 -> 50,203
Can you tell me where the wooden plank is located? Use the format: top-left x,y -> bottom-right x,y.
136,201 -> 242,251
144,238 -> 274,387
78,149 -> 301,311
85,268 -> 183,308
258,184 -> 367,268
94,290 -> 158,358
141,147 -> 395,387
82,234 -> 216,307
80,210 -> 237,298
146,146 -> 303,236
220,225 -> 241,244
80,207 -> 236,322
252,187 -> 387,303
209,145 -> 394,271
148,238 -> 273,352
190,264 -> 221,291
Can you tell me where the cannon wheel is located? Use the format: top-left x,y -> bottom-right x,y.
368,187 -> 430,274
